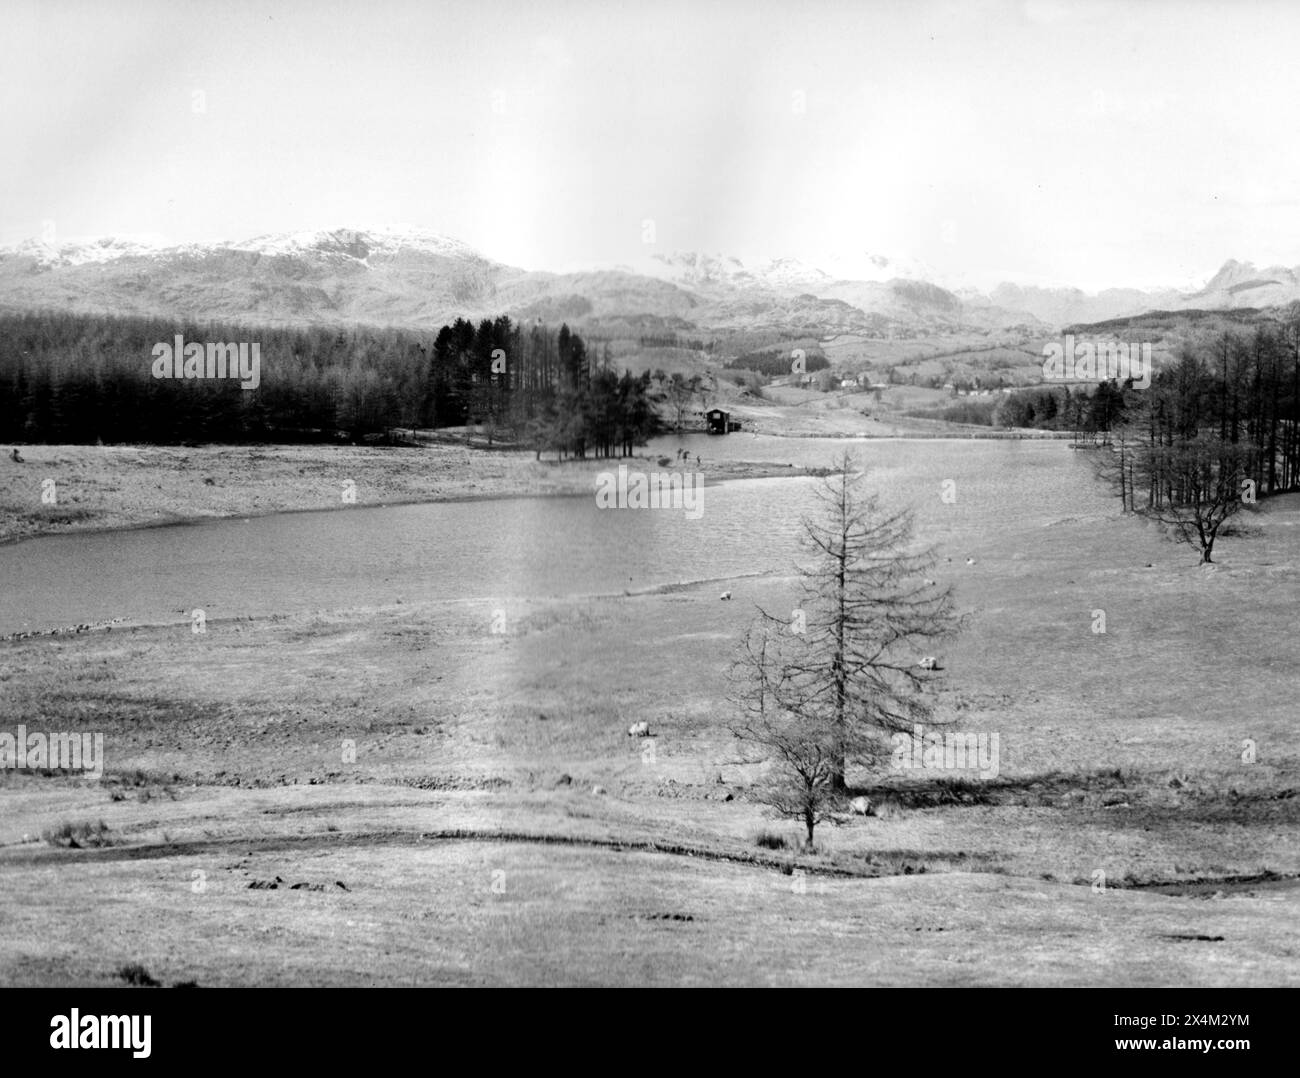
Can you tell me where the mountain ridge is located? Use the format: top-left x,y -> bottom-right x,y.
1,227 -> 1294,337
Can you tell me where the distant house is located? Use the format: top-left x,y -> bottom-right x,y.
707,408 -> 740,434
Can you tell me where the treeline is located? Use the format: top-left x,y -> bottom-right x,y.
0,310 -> 427,442
637,334 -> 712,351
906,320 -> 1300,497
0,310 -> 659,456
906,397 -> 1000,426
1105,323 -> 1300,509
430,317 -> 657,457
997,320 -> 1300,502
992,383 -> 1124,433
725,348 -> 829,378
995,321 -> 1300,507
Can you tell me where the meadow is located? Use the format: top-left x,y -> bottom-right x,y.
1,454 -> 1297,985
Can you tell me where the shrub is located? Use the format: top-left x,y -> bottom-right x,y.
42,819 -> 114,848
903,399 -> 998,425
116,963 -> 160,987
869,797 -> 901,819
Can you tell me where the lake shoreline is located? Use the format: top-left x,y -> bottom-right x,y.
0,442 -> 832,546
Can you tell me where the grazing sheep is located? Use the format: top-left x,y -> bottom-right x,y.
719,591 -> 732,601
849,796 -> 872,816
627,721 -> 650,737
918,656 -> 938,670
591,785 -> 607,796
965,557 -> 976,566
922,578 -> 936,586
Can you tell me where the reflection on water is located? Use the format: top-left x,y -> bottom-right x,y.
0,440 -> 1109,635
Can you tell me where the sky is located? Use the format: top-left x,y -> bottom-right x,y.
3,0 -> 1300,291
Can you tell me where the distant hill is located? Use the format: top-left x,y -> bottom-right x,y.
1064,307 -> 1281,337
2,228 -> 1299,343
0,228 -> 1041,337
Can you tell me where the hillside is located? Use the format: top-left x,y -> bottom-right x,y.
0,229 -> 1036,339
3,230 -> 1299,391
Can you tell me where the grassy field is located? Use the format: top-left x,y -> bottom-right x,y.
1,481 -> 1298,985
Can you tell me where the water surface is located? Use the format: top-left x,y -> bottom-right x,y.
0,439 -> 1109,635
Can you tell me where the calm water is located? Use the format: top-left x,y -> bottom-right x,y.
0,438 -> 1109,635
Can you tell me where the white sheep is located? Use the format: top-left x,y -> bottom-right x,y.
627,721 -> 650,737
849,796 -> 872,816
719,591 -> 732,601
918,656 -> 938,670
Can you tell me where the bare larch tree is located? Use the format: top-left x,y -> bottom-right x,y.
729,452 -> 961,844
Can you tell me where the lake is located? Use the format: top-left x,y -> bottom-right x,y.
0,438 -> 1111,635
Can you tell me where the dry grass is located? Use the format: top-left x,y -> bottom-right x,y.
0,474 -> 1297,985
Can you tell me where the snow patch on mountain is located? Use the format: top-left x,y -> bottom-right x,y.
0,227 -> 490,270
637,248 -> 956,293
230,227 -> 485,264
4,234 -> 173,267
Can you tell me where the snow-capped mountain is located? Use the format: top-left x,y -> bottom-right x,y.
2,227 -> 484,271
10,234 -> 174,268
233,226 -> 484,264
640,249 -> 946,292
641,251 -> 834,292
0,226 -> 1295,335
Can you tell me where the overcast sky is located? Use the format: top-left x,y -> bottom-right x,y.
3,0 -> 1298,290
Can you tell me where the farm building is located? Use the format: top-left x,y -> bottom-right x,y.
706,408 -> 742,434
